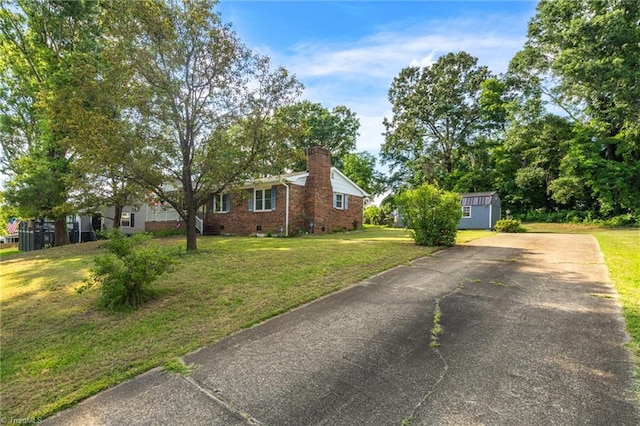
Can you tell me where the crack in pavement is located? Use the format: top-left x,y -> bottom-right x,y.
406,279 -> 468,423
181,375 -> 264,425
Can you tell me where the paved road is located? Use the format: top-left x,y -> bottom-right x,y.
43,233 -> 639,425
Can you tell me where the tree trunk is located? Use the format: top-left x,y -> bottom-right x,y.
54,218 -> 70,247
113,205 -> 122,228
605,142 -> 616,161
186,206 -> 198,251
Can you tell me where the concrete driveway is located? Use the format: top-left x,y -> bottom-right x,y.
43,233 -> 639,425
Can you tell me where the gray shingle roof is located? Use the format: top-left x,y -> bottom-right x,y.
460,192 -> 498,206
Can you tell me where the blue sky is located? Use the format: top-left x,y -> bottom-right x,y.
216,0 -> 539,157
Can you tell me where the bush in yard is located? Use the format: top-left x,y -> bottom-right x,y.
364,205 -> 383,225
364,204 -> 396,226
494,219 -> 526,233
396,184 -> 462,246
601,214 -> 638,228
80,229 -> 177,311
150,227 -> 187,237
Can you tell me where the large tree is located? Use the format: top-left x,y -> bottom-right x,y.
381,51 -> 500,191
107,0 -> 301,251
52,15 -> 147,228
510,0 -> 640,215
273,100 -> 359,171
0,0 -> 102,245
340,151 -> 384,197
492,114 -> 575,213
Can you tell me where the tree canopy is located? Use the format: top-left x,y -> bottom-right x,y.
340,151 -> 384,196
0,0 -> 103,245
383,1 -> 639,222
105,0 -> 302,251
1,0 -> 304,251
273,100 -> 360,171
509,0 -> 640,216
381,51 -> 502,191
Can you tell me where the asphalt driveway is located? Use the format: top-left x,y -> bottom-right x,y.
43,233 -> 639,425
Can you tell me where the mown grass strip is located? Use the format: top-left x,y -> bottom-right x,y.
591,230 -> 640,358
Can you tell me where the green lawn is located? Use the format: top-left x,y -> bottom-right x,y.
525,223 -> 640,374
0,226 -> 493,420
0,246 -> 20,258
588,229 -> 640,364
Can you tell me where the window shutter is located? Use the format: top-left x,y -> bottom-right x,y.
224,193 -> 230,212
130,213 -> 135,227
248,189 -> 254,211
271,186 -> 277,210
344,195 -> 349,209
333,193 -> 337,208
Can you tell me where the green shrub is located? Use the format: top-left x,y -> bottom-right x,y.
364,205 -> 383,225
602,214 -> 637,228
79,229 -> 178,311
150,227 -> 187,237
495,219 -> 526,233
513,209 -> 638,227
364,204 -> 395,226
396,184 -> 462,246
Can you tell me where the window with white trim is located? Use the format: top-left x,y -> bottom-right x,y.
249,186 -> 277,212
462,206 -> 471,218
213,193 -> 230,213
121,212 -> 134,227
334,193 -> 348,210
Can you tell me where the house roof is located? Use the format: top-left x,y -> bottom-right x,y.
242,167 -> 369,198
460,191 -> 497,197
242,171 -> 307,187
460,191 -> 498,206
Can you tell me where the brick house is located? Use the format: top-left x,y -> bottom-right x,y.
104,147 -> 369,236
203,147 -> 369,236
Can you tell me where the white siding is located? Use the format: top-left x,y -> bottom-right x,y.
103,203 -> 182,234
330,169 -> 368,197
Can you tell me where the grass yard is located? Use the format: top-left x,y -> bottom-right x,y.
525,223 -> 640,370
0,247 -> 20,258
595,230 -> 640,358
0,226 -> 493,420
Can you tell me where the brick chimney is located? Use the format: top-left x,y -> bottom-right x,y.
304,147 -> 332,232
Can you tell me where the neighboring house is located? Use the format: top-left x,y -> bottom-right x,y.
457,191 -> 501,230
102,202 -> 183,235
104,147 -> 370,236
2,218 -> 20,244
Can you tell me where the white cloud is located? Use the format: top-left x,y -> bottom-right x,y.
356,114 -> 388,153
286,31 -> 525,82
265,12 -> 530,164
409,50 -> 436,69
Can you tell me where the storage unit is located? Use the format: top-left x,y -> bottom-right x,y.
457,192 -> 501,230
